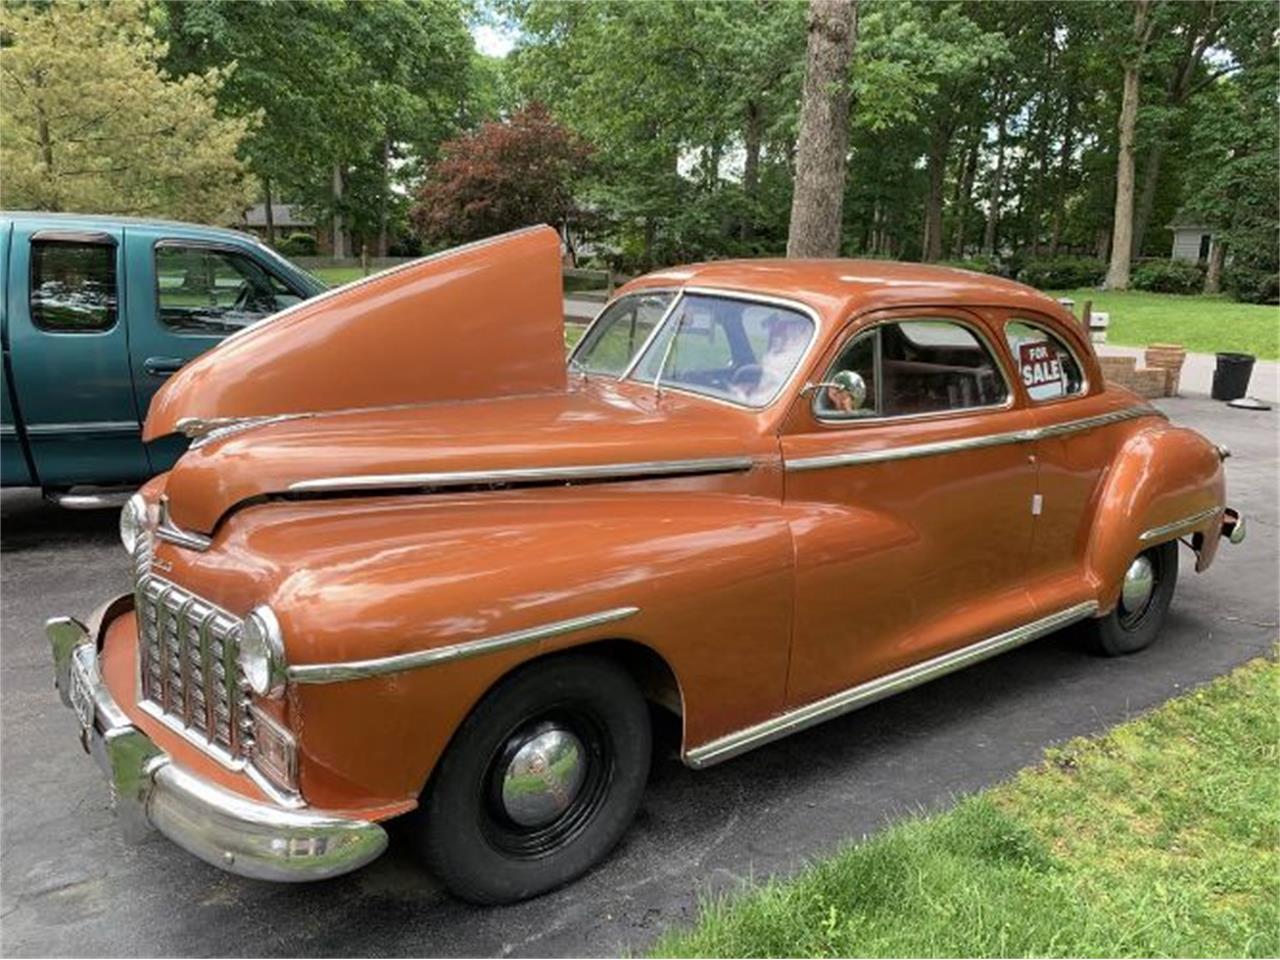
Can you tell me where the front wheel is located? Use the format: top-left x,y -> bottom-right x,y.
1086,540 -> 1179,656
413,653 -> 651,904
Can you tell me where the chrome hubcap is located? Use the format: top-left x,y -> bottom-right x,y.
1121,555 -> 1155,615
500,724 -> 587,828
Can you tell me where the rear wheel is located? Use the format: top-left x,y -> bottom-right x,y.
1086,540 -> 1179,656
413,654 -> 650,904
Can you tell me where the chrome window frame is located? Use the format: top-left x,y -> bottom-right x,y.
567,288 -> 680,376
1002,316 -> 1090,406
617,286 -> 822,412
810,315 -> 1016,426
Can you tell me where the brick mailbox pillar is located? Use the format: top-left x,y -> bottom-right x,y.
1143,344 -> 1187,397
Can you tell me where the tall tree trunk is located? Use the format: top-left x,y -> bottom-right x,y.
263,177 -> 275,246
982,104 -> 1007,257
1049,94 -> 1076,256
951,134 -> 980,258
377,136 -> 391,258
922,130 -> 948,262
1106,0 -> 1156,290
331,162 -> 346,260
1203,237 -> 1226,294
787,0 -> 858,258
741,99 -> 763,242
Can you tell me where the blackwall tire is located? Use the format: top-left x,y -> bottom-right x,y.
413,653 -> 651,904
1086,540 -> 1179,657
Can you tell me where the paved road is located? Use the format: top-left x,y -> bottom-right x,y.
1,397 -> 1275,957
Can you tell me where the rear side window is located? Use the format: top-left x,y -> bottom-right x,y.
1005,320 -> 1085,401
30,241 -> 118,332
156,244 -> 304,334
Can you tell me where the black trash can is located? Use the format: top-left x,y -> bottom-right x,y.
1212,352 -> 1255,401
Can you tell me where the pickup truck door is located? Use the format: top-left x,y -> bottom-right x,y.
123,228 -> 314,474
5,223 -> 150,487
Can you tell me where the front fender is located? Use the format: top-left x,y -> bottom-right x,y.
1085,423 -> 1224,612
198,484 -> 793,810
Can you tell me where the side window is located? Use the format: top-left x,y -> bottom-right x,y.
156,245 -> 303,334
572,291 -> 674,375
815,319 -> 1008,420
1005,320 -> 1084,401
30,241 -> 118,332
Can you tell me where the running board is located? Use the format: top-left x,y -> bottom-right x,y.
684,600 -> 1099,769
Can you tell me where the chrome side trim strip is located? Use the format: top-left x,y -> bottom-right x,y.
287,457 -> 755,495
46,490 -> 134,510
0,424 -> 17,438
1139,505 -> 1223,542
786,404 -> 1160,473
25,420 -> 139,436
685,600 -> 1099,769
289,606 -> 640,684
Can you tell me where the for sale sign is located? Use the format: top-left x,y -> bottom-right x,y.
1019,341 -> 1065,400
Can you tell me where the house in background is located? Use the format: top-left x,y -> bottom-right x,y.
1169,217 -> 1216,263
238,203 -> 329,254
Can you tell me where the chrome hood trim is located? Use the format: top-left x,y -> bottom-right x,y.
178,414 -> 312,447
287,456 -> 756,495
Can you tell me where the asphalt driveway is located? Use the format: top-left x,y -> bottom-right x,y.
1,396 -> 1275,957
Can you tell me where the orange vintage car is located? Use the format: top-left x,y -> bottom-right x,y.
49,226 -> 1245,903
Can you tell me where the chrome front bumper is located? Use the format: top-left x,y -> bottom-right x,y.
47,608 -> 387,882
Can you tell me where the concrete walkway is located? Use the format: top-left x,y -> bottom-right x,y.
1096,344 -> 1278,403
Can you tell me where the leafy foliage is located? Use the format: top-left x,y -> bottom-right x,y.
410,103 -> 591,245
0,0 -> 255,221
1131,260 -> 1205,295
1018,257 -> 1107,290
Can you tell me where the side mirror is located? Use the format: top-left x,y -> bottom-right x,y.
811,369 -> 868,413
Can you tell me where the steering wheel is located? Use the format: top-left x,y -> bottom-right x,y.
730,364 -> 763,392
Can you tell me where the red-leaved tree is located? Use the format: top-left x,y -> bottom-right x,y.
411,103 -> 592,246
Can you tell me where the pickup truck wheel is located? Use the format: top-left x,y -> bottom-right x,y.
1087,541 -> 1179,656
414,653 -> 651,904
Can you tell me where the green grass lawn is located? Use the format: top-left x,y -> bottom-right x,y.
310,266 -> 366,287
654,653 -> 1279,958
1049,289 -> 1280,360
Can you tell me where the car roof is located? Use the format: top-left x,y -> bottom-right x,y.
0,210 -> 260,245
622,258 -> 1068,330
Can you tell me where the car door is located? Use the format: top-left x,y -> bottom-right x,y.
779,308 -> 1041,708
123,228 -> 313,473
5,223 -> 151,487
988,308 -> 1109,613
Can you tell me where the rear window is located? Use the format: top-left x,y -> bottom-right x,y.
30,241 -> 118,332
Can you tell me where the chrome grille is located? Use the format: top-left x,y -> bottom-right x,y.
135,571 -> 250,764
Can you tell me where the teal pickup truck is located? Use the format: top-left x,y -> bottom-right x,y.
1,213 -> 325,505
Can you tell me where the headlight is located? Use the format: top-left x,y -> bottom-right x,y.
119,493 -> 147,554
238,606 -> 287,698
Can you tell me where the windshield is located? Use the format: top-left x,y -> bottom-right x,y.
628,293 -> 815,408
571,291 -> 676,375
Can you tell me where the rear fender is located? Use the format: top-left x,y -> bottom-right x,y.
1085,423 -> 1224,611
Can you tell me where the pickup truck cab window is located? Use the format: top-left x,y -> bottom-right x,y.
572,291 -> 675,375
30,239 -> 118,332
627,293 -> 815,408
1005,319 -> 1085,401
156,243 -> 306,334
814,319 -> 1008,420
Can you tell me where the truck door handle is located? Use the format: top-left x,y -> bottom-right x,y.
144,357 -> 185,377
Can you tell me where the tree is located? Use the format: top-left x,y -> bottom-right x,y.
787,0 -> 858,258
0,0 -> 254,221
410,103 -> 591,245
1104,0 -> 1159,290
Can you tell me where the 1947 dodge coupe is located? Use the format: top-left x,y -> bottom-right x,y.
49,226 -> 1245,903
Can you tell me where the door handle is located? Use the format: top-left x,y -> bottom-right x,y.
143,357 -> 185,377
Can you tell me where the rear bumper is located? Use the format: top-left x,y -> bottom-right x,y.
47,607 -> 387,882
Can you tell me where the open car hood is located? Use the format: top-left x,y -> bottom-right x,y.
143,226 -> 567,442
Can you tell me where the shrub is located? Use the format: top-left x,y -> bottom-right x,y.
275,231 -> 317,257
937,255 -> 1001,276
1018,256 -> 1106,290
1223,266 -> 1280,305
1131,260 -> 1205,294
